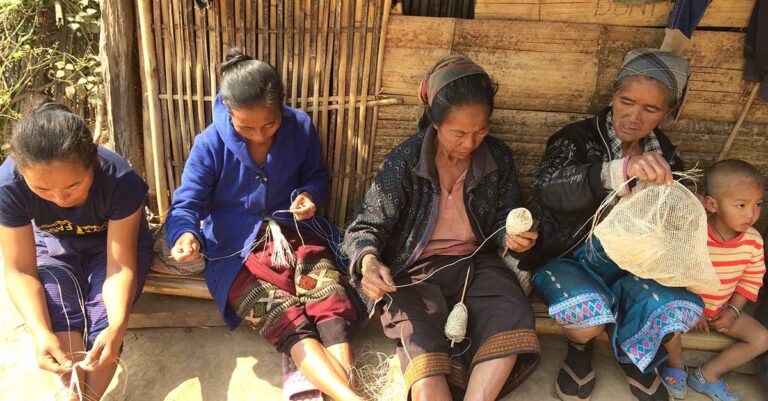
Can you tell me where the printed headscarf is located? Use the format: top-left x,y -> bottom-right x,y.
616,48 -> 691,119
418,54 -> 486,106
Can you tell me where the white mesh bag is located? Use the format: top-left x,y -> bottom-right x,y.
593,180 -> 719,293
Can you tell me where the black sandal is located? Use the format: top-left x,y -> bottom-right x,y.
621,362 -> 672,401
555,340 -> 596,401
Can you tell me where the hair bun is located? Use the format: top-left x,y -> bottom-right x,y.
221,47 -> 253,74
22,95 -> 71,117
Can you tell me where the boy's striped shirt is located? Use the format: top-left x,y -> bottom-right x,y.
697,225 -> 765,317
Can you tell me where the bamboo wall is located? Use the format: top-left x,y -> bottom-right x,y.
373,10 -> 768,231
136,0 -> 394,224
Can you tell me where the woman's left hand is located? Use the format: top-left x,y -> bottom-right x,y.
81,325 -> 126,371
290,192 -> 316,221
505,231 -> 538,253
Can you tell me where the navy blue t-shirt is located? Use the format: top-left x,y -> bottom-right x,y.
0,147 -> 151,243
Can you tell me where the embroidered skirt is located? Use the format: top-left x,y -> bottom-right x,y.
533,238 -> 703,373
380,252 -> 540,398
227,224 -> 357,353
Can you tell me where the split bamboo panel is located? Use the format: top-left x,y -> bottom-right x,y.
137,0 -> 395,225
474,0 -> 754,29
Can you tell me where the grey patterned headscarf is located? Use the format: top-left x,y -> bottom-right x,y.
617,48 -> 691,119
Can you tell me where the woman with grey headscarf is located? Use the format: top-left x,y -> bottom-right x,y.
522,49 -> 704,401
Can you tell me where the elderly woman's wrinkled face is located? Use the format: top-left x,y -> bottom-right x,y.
610,76 -> 672,143
434,103 -> 490,160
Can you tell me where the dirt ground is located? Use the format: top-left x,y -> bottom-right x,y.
1,259 -> 765,401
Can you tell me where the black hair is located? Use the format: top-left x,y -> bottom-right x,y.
705,159 -> 765,197
10,97 -> 98,170
417,73 -> 498,131
611,75 -> 679,111
219,47 -> 284,109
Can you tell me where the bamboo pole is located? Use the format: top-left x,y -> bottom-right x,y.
137,0 -> 169,217
366,0 -> 392,189
245,0 -> 253,54
221,0 -> 231,52
136,6 -> 158,212
300,0 -> 317,111
163,0 -> 183,189
152,0 -> 174,201
718,82 -> 760,161
207,1 -> 219,110
235,0 -> 243,49
172,0 -> 191,163
320,0 -> 335,163
329,0 -> 348,222
301,1 -> 321,114
194,8 -> 207,132
276,0 -> 285,78
291,0 -> 303,106
266,0 -> 274,65
304,97 -> 400,112
339,0 -> 365,224
286,0 -> 302,107
352,0 -> 375,205
286,0 -> 295,105
257,0 -> 265,60
311,0 -> 329,129
184,4 -> 197,153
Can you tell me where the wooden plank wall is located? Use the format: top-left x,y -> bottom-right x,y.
373,14 -> 768,231
474,0 -> 754,28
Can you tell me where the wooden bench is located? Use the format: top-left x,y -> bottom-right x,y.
141,271 -> 736,353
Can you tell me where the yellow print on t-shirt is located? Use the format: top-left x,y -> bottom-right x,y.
37,220 -> 74,234
37,220 -> 108,235
76,222 -> 108,234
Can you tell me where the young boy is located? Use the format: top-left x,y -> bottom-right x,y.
662,159 -> 767,401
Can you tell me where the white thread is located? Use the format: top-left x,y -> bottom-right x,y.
393,225 -> 505,289
266,219 -> 296,268
38,264 -> 129,401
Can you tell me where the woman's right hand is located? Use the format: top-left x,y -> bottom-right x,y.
171,232 -> 202,262
361,254 -> 396,300
626,153 -> 673,186
34,331 -> 74,375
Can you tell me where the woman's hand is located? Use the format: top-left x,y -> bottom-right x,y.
693,317 -> 710,334
361,254 -> 396,300
290,192 -> 317,221
627,153 -> 673,186
505,231 -> 538,253
33,331 -> 74,375
81,325 -> 125,371
171,232 -> 202,262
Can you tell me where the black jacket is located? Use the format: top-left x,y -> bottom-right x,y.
519,107 -> 683,271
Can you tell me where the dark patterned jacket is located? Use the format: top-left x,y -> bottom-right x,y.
519,107 -> 683,271
342,127 -> 525,312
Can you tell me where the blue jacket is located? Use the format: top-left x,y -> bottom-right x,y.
166,95 -> 332,329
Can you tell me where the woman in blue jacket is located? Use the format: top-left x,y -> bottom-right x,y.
165,48 -> 360,401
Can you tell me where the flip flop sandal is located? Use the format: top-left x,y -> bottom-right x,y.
282,353 -> 323,401
555,362 -> 596,401
661,366 -> 688,399
625,374 -> 672,401
688,367 -> 741,401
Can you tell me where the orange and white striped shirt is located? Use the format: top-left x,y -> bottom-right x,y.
697,225 -> 765,317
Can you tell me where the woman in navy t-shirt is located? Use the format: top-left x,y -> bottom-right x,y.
0,100 -> 152,400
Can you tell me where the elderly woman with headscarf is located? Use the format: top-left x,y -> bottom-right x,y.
343,55 -> 541,400
522,49 -> 705,401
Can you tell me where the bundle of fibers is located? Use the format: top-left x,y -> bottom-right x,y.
593,180 -> 719,293
351,343 -> 406,401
